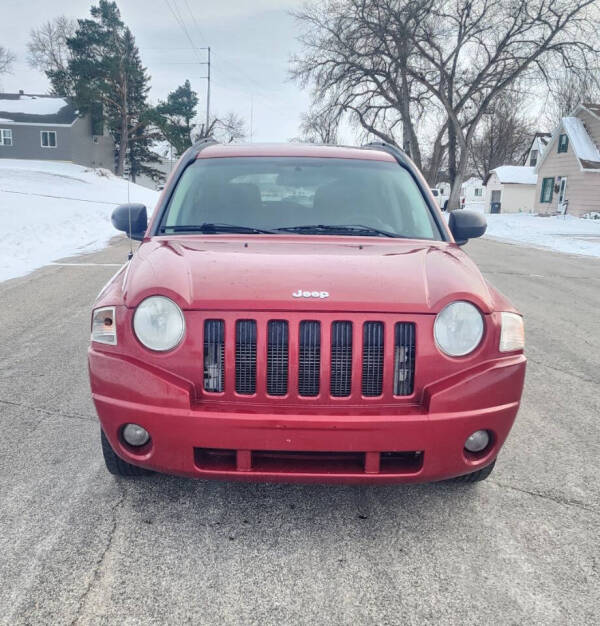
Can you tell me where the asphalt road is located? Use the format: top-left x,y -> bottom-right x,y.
1,237 -> 598,625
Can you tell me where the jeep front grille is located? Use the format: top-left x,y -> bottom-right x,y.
235,320 -> 256,395
203,320 -> 224,392
362,321 -> 385,397
330,321 -> 352,397
267,320 -> 289,396
298,321 -> 321,397
202,316 -> 416,400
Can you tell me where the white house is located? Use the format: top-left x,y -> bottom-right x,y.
460,177 -> 485,211
483,166 -> 537,213
533,104 -> 600,217
522,132 -> 551,168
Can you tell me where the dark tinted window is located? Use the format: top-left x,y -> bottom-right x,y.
161,157 -> 440,240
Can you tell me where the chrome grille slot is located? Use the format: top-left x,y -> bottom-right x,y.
298,321 -> 321,397
362,322 -> 384,397
235,320 -> 257,395
267,320 -> 289,396
394,323 -> 416,396
330,321 -> 352,397
204,320 -> 224,392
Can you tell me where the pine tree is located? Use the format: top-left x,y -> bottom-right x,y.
59,0 -> 157,177
111,28 -> 161,182
154,80 -> 199,156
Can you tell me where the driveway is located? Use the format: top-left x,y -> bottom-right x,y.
0,237 -> 598,625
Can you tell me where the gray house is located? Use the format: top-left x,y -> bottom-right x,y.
0,92 -> 114,170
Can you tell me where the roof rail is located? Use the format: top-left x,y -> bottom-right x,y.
190,136 -> 218,154
362,140 -> 411,166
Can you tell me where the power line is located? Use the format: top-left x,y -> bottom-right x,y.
162,0 -> 204,66
162,0 -> 211,125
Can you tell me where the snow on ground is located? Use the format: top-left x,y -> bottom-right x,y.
483,213 -> 600,257
0,159 -> 158,282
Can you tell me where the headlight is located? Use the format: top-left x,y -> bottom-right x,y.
434,301 -> 484,357
499,312 -> 524,352
133,296 -> 185,351
91,307 -> 117,345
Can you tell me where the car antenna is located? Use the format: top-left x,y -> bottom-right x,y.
127,172 -> 133,261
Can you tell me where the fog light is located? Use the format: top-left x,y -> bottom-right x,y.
464,430 -> 490,453
122,423 -> 150,447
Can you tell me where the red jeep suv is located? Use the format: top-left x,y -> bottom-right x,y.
89,141 -> 526,484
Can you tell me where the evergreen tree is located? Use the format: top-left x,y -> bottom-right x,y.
57,1 -> 158,178
154,80 -> 198,156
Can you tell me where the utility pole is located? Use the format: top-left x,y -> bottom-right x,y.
250,94 -> 254,143
205,46 -> 211,133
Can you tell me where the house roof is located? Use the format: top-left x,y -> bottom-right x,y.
485,165 -> 537,186
461,177 -> 482,188
581,102 -> 600,119
521,132 -> 551,164
535,108 -> 600,173
0,93 -> 78,125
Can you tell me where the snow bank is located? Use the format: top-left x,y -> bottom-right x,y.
484,213 -> 600,257
0,159 -> 159,282
0,95 -> 70,117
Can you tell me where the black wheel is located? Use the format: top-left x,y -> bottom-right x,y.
451,460 -> 495,483
100,429 -> 152,477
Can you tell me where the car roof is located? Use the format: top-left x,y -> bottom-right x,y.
197,142 -> 396,162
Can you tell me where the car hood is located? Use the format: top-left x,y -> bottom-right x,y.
123,236 -> 496,314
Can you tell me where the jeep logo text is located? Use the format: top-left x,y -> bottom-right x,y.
292,289 -> 330,299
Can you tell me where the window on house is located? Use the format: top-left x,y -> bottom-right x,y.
530,149 -> 538,166
41,131 -> 57,148
474,188 -> 483,197
0,129 -> 13,146
558,134 -> 569,154
540,177 -> 554,203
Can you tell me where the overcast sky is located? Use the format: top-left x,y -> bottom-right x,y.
0,0 -> 312,142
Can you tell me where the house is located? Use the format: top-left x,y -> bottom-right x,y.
534,103 -> 600,217
460,177 -> 485,211
0,92 -> 114,170
522,132 -> 551,168
483,166 -> 537,213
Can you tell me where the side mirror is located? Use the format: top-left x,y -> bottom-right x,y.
111,203 -> 148,241
449,210 -> 486,245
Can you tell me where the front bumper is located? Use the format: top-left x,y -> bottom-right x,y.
89,349 -> 526,484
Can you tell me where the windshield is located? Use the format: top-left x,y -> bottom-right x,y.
158,157 -> 441,240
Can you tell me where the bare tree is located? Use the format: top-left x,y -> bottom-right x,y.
544,69 -> 600,128
403,0 -> 599,209
291,0 -> 430,169
470,91 -> 535,179
293,0 -> 600,208
295,107 -> 340,144
27,17 -> 76,95
0,46 -> 16,75
194,112 -> 246,144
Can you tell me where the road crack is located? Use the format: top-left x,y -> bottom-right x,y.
0,397 -> 95,422
526,358 -> 600,386
489,480 -> 598,516
69,487 -> 125,625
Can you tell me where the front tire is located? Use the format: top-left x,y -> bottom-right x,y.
451,460 -> 495,483
100,429 -> 152,477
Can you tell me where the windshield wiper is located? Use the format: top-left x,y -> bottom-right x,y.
275,224 -> 404,238
160,223 -> 277,235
